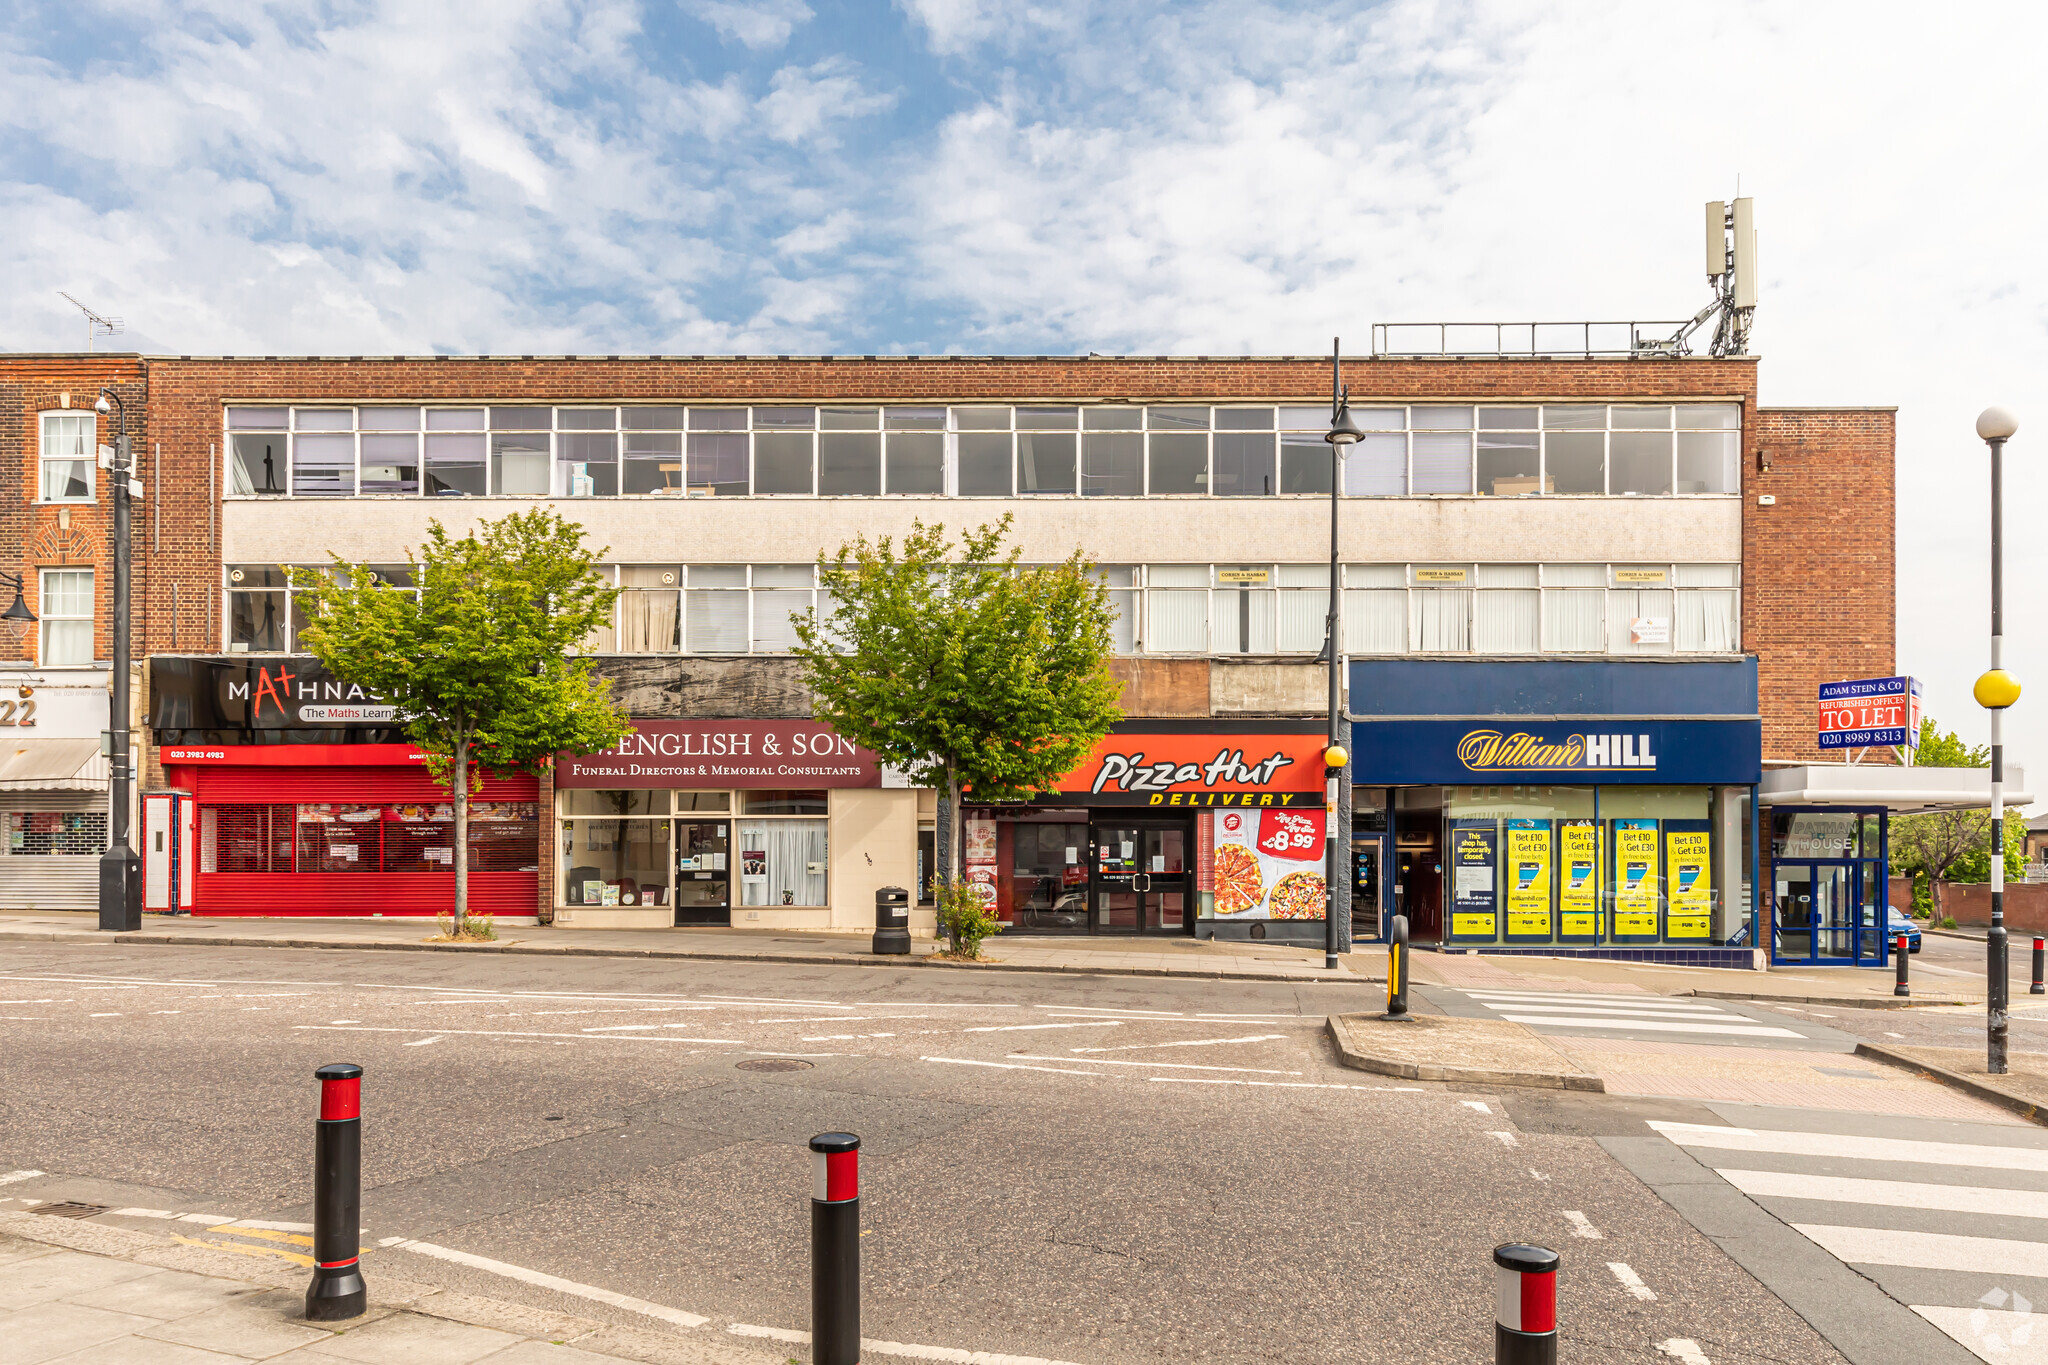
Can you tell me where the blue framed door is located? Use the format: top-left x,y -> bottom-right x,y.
1773,860 -> 1887,965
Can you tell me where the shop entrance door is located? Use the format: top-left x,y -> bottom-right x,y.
1772,861 -> 1870,964
673,819 -> 731,926
1089,820 -> 1192,935
1352,834 -> 1388,942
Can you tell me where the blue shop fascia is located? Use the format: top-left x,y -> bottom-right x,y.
1346,658 -> 1763,968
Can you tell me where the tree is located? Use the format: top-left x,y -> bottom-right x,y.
292,510 -> 630,929
790,515 -> 1123,937
1888,716 -> 2024,917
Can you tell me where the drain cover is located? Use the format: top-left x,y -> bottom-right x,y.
736,1058 -> 814,1073
33,1202 -> 109,1220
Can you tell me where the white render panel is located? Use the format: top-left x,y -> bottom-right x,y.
224,496 -> 1741,567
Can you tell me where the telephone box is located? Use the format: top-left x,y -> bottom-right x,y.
142,790 -> 195,913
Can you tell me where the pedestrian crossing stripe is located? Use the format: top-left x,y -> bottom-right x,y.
1794,1224 -> 2048,1278
1718,1168 -> 2048,1220
1464,991 -> 1735,1013
1649,1121 -> 2048,1173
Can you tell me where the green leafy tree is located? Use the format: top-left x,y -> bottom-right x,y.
291,510 -> 629,929
790,515 -> 1123,943
1889,717 -> 2024,917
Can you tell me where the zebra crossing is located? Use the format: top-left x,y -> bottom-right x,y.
1651,1114 -> 2048,1363
1453,988 -> 1813,1041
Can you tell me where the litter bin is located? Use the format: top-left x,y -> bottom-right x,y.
872,886 -> 910,955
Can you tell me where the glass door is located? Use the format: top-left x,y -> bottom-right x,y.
674,819 -> 731,926
1089,821 -> 1191,935
1773,861 -> 1857,963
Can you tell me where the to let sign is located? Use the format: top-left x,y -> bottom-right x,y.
1818,676 -> 1921,749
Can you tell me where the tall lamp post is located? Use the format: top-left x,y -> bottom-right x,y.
1975,406 -> 2020,1074
94,387 -> 140,933
1320,341 -> 1364,969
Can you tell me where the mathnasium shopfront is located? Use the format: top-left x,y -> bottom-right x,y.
961,721 -> 1333,943
1348,660 -> 1762,966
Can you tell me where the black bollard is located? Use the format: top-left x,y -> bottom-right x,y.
811,1132 -> 861,1365
1894,932 -> 1910,997
1385,913 -> 1410,1018
2033,937 -> 2044,996
1494,1243 -> 1558,1365
305,1063 -> 366,1321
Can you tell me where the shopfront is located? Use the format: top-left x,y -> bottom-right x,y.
962,722 -> 1332,943
551,718 -> 918,931
149,656 -> 541,918
0,671 -> 113,912
1349,660 -> 1761,965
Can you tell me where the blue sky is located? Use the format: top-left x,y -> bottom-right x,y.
5,0 -> 2048,774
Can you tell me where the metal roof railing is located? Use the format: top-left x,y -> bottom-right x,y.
1371,321 -> 1705,360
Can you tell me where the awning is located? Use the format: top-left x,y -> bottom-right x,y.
1759,763 -> 2031,814
0,739 -> 108,792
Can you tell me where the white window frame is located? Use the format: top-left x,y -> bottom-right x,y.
38,411 -> 97,504
38,568 -> 95,667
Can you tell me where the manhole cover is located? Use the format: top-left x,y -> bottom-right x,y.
736,1058 -> 814,1073
33,1202 -> 109,1220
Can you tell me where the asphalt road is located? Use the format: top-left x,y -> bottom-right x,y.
1766,930 -> 2048,1053
0,942 -> 1856,1364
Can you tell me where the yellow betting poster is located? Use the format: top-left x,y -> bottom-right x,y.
1666,829 -> 1712,938
1505,823 -> 1552,938
1559,822 -> 1600,937
1613,820 -> 1660,937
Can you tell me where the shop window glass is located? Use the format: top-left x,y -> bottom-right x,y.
1412,590 -> 1471,651
818,432 -> 882,495
559,789 -> 671,816
1609,431 -> 1673,495
39,412 -> 95,502
1017,433 -> 1076,494
1345,432 -> 1407,495
424,433 -> 487,496
200,804 -> 295,871
360,434 -> 420,495
886,433 -> 945,494
738,817 -> 828,906
1676,431 -> 1739,493
1477,432 -> 1541,495
557,431 -> 619,497
1212,433 -> 1275,496
6,809 -> 107,855
1279,433 -> 1332,494
1081,433 -> 1142,496
292,433 -> 356,497
743,789 -> 828,816
957,433 -> 1013,495
297,803 -> 383,872
687,432 -> 749,496
1147,433 -> 1207,494
1008,821 -> 1088,930
230,432 -> 289,495
1411,432 -> 1472,494
562,817 -> 670,906
1545,432 -> 1604,493
618,567 -> 681,653
754,432 -> 814,495
624,431 -> 683,495
677,791 -> 732,811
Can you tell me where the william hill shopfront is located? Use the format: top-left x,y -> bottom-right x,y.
1349,660 -> 1761,967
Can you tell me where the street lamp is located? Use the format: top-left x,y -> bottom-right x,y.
93,387 -> 140,933
0,571 -> 36,625
1976,405 -> 2020,1074
1321,340 -> 1364,970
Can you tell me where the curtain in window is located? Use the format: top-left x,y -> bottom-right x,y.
1474,590 -> 1539,652
1210,590 -> 1275,653
1607,589 -> 1674,652
1410,432 -> 1472,494
1277,588 -> 1328,653
1344,590 -> 1406,653
1541,590 -> 1604,651
1675,589 -> 1738,651
1412,590 -> 1471,651
1147,589 -> 1207,652
752,589 -> 811,652
1105,589 -> 1136,653
618,590 -> 679,652
1344,433 -> 1407,495
738,818 -> 827,906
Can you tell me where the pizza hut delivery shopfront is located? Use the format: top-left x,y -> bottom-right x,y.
960,722 -> 1332,943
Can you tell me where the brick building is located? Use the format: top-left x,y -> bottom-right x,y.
1,351 -> 1894,958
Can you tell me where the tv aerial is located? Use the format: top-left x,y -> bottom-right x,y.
57,292 -> 124,351
1642,197 -> 1756,358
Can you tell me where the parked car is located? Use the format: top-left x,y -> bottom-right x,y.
1862,903 -> 1921,953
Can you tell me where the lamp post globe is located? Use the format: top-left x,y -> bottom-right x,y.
1977,407 -> 2019,443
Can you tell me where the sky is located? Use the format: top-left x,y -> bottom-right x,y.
3,0 -> 2045,776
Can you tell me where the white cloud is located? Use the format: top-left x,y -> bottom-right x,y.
758,57 -> 897,146
682,0 -> 814,51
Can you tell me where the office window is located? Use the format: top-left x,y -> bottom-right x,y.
1275,565 -> 1329,652
1279,433 -> 1332,494
1081,433 -> 1142,496
624,431 -> 683,495
425,432 -> 488,497
1474,564 -> 1539,651
1545,432 -> 1605,493
557,409 -> 618,496
687,433 -> 749,496
687,565 -> 749,652
1412,432 -> 1473,494
752,565 -> 814,652
1477,432 -> 1541,495
885,432 -> 945,494
226,566 -> 289,652
618,567 -> 680,653
39,413 -> 95,502
1147,433 -> 1208,494
1677,431 -> 1739,493
1211,566 -> 1275,653
1610,431 -> 1673,495
1146,565 -> 1209,652
819,431 -> 882,496
957,433 -> 1012,496
292,433 -> 356,497
1345,431 -> 1408,495
1016,432 -> 1076,494
38,569 -> 93,666
1212,433 -> 1275,496
227,407 -> 289,496
360,433 -> 420,495
491,421 -> 551,497
754,431 -> 815,495
1097,566 -> 1137,654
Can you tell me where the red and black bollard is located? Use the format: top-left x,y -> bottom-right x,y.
1494,1243 -> 1558,1365
2033,937 -> 2045,995
305,1063 -> 366,1321
1386,913 -> 1410,1018
1894,933 -> 1910,997
810,1132 -> 860,1365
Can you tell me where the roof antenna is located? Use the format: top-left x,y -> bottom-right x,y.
57,292 -> 124,351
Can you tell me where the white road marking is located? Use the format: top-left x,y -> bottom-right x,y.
1649,1121 -> 2048,1173
728,1323 -> 1090,1365
1499,1015 -> 1802,1037
582,1024 -> 664,1032
1793,1224 -> 2048,1277
1563,1211 -> 1602,1239
923,1056 -> 1100,1077
0,1171 -> 46,1185
1656,1339 -> 1712,1365
696,994 -> 848,1007
1488,1132 -> 1518,1148
1720,1168 -> 2048,1220
89,1013 -> 121,1017
1913,1305 -> 2048,1363
331,1019 -> 359,1024
1529,1169 -> 1551,1182
381,1237 -> 707,1328
1034,1006 -> 1181,1017
1462,1102 -> 1492,1114
1607,1262 -> 1655,1300
758,1015 -> 933,1024
150,1010 -> 181,1015
1149,1078 -> 1425,1092
1884,1031 -> 1906,1038
1071,1033 -> 1284,1053
295,1025 -> 746,1045
1010,1054 -> 1300,1075
1465,991 -> 1727,1012
1471,1001 -> 1734,1019
965,1022 -> 1118,1033
0,1000 -> 65,1004
402,1037 -> 442,1047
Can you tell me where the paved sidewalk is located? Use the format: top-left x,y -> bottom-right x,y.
0,910 -> 1365,983
0,1210 -> 774,1365
1410,944 -> 1979,1007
